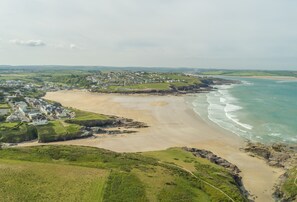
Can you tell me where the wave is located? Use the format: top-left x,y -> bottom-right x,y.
225,111 -> 253,130
201,83 -> 254,140
276,80 -> 297,83
241,80 -> 254,86
268,133 -> 281,137
191,78 -> 297,144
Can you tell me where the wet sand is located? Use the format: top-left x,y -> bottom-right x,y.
22,90 -> 284,201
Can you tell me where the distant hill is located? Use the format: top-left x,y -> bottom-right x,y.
199,70 -> 297,77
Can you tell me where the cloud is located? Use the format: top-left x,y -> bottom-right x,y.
70,43 -> 77,49
9,39 -> 46,47
1,1 -> 297,69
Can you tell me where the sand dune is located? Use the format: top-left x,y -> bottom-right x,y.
22,90 -> 283,202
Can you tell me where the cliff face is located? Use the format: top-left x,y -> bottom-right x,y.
65,118 -> 148,128
66,119 -> 115,127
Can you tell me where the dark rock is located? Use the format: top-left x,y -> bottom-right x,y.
183,147 -> 241,174
244,142 -> 296,169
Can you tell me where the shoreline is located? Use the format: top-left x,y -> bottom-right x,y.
20,90 -> 284,202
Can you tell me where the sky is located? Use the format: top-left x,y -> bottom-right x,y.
0,0 -> 297,70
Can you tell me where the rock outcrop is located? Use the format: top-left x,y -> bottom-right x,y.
244,142 -> 297,169
244,142 -> 297,202
184,147 -> 241,174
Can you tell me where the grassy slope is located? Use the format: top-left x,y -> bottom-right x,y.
0,159 -> 108,202
144,148 -> 244,202
0,145 -> 247,202
65,109 -> 113,127
281,167 -> 297,200
36,120 -> 83,142
0,122 -> 37,143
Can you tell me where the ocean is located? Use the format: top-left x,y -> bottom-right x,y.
191,77 -> 297,144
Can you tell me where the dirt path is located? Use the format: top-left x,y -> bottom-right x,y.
166,162 -> 236,202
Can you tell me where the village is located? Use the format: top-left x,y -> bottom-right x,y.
6,97 -> 75,125
0,80 -> 75,126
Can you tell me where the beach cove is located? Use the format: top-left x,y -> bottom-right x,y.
21,90 -> 284,201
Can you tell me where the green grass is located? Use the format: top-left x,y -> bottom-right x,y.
71,109 -> 110,121
0,122 -> 37,143
157,177 -> 209,202
0,122 -> 20,128
0,103 -> 10,109
103,171 -> 148,202
65,109 -> 113,127
144,148 -> 246,202
281,167 -> 297,200
0,145 -> 247,202
0,159 -> 108,202
36,120 -> 83,142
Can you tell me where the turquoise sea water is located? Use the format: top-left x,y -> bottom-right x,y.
191,77 -> 297,144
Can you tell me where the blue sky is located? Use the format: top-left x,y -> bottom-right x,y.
0,0 -> 297,69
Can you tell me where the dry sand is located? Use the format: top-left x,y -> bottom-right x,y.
23,90 -> 283,202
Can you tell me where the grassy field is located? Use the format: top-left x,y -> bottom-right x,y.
0,145 -> 247,202
36,120 -> 83,142
71,109 -> 110,121
103,171 -> 148,202
65,109 -> 113,127
0,159 -> 108,202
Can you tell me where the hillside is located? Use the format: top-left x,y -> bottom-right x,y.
0,145 -> 247,202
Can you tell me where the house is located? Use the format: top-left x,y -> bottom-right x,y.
27,112 -> 43,120
6,114 -> 21,122
15,101 -> 28,115
32,119 -> 48,126
40,104 -> 55,115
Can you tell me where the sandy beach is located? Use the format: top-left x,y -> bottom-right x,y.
243,76 -> 297,81
22,90 -> 283,201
